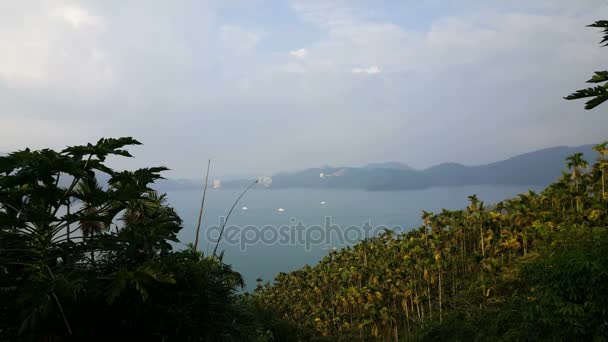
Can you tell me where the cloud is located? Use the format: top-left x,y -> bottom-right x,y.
51,6 -> 102,29
289,48 -> 308,58
220,25 -> 262,54
352,65 -> 381,74
1,0 -> 608,178
283,0 -> 608,84
0,2 -> 112,88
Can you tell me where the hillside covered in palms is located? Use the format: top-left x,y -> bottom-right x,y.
252,144 -> 608,341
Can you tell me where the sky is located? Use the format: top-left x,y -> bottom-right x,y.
1,0 -> 608,179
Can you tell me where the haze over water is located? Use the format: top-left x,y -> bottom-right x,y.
167,185 -> 542,290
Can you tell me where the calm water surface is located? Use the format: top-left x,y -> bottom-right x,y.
166,185 -> 541,290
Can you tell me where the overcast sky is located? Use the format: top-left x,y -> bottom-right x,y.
1,0 -> 608,179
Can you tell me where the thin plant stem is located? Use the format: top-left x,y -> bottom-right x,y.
212,179 -> 258,258
194,159 -> 211,250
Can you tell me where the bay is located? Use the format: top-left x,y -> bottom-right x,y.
166,185 -> 542,290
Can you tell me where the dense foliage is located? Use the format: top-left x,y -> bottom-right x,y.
0,138 -> 262,341
253,144 -> 608,341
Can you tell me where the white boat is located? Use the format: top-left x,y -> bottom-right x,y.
320,201 -> 326,205
241,206 -> 248,210
277,208 -> 285,212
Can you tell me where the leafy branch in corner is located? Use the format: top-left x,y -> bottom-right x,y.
565,21 -> 608,110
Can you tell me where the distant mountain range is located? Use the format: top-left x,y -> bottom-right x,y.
217,144 -> 596,191
363,162 -> 414,171
4,145 -> 593,192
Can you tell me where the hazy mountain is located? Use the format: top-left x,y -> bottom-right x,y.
153,178 -> 201,192
220,144 -> 596,191
364,162 -> 413,170
0,145 -> 597,192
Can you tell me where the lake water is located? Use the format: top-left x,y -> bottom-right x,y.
165,185 -> 542,290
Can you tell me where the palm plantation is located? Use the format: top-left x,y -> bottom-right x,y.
253,149 -> 608,340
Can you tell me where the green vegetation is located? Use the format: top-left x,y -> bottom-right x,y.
0,138 -> 262,340
566,21 -> 608,109
3,138 -> 606,341
253,145 -> 608,341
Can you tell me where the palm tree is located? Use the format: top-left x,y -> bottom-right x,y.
120,190 -> 182,260
566,153 -> 589,211
73,175 -> 109,238
72,175 -> 110,263
567,153 -> 589,191
467,195 -> 485,257
593,142 -> 608,199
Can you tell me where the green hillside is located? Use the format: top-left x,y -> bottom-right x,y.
252,146 -> 608,341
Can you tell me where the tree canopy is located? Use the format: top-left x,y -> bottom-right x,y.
0,138 -> 263,340
253,147 -> 608,341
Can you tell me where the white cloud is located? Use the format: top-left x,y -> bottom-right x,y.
289,48 -> 308,58
352,65 -> 381,74
286,0 -> 608,79
51,6 -> 102,29
2,0 -> 608,177
0,2 -> 112,88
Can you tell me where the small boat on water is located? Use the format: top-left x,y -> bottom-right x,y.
320,201 -> 326,205
241,206 -> 248,210
277,208 -> 285,212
